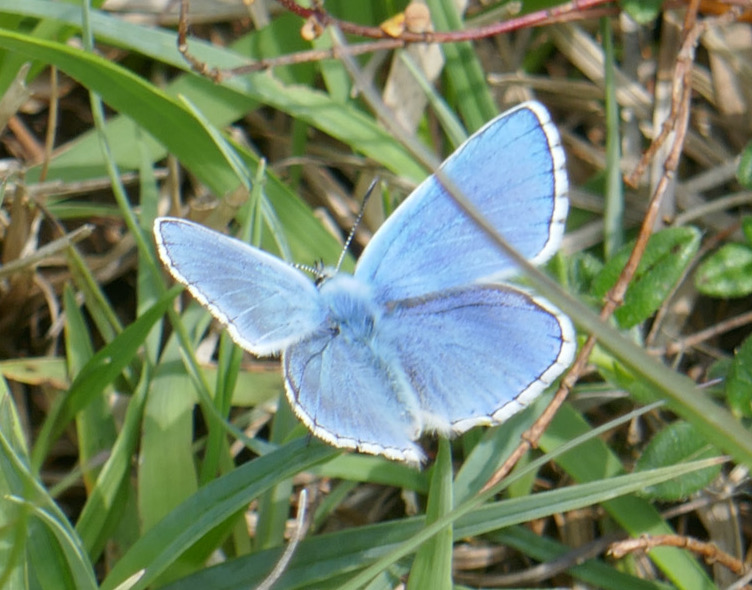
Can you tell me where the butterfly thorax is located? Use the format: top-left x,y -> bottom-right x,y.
318,273 -> 381,342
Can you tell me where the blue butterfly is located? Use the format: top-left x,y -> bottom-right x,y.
154,101 -> 575,465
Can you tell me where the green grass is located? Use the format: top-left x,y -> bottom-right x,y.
0,1 -> 750,589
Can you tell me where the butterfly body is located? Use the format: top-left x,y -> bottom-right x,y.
155,101 -> 576,465
317,273 -> 381,342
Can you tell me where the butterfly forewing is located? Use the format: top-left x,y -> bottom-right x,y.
355,102 -> 568,303
155,218 -> 326,356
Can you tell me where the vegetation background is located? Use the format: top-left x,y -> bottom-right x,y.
0,0 -> 751,588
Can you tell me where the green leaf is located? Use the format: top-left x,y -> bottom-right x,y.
0,375 -> 30,589
408,439 -> 452,590
695,243 -> 752,298
30,289 -> 179,471
101,438 -> 334,590
496,526 -> 666,590
601,16 -> 624,260
425,0 -> 497,130
727,334 -> 752,418
64,285 -> 119,503
10,498 -> 98,590
161,459 -> 719,590
635,421 -> 722,501
570,251 -> 605,297
541,404 -> 714,589
0,3 -> 428,182
75,376 -> 147,560
138,305 -> 202,538
0,382 -> 98,590
0,29 -> 238,196
620,0 -> 663,24
742,216 -> 752,245
738,140 -> 752,189
592,227 -> 701,328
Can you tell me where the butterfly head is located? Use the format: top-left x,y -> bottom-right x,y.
312,261 -> 338,287
294,260 -> 338,287
318,273 -> 381,340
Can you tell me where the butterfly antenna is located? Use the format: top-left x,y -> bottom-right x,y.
295,260 -> 334,288
295,262 -> 319,276
335,178 -> 378,272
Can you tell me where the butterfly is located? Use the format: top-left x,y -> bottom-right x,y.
154,101 -> 576,465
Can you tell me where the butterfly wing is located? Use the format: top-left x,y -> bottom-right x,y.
380,284 -> 576,433
154,217 -> 327,356
283,281 -> 574,464
355,101 -> 568,303
283,328 -> 426,464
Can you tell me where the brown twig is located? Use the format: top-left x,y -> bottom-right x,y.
274,0 -> 618,43
177,0 -> 225,81
605,0 -> 743,314
483,0 -> 744,492
625,3 -> 744,188
600,0 -> 746,330
610,0 -> 702,307
609,534 -> 751,582
662,309 -> 752,356
177,0 -> 618,78
456,532 -> 625,586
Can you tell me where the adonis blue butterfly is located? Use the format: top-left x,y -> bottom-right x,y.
154,102 -> 575,465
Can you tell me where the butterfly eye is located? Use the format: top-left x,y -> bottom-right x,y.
314,265 -> 336,286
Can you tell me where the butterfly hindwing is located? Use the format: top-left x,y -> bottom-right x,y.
355,102 -> 568,303
155,217 -> 326,356
282,282 -> 574,464
380,284 -> 576,434
284,327 -> 426,464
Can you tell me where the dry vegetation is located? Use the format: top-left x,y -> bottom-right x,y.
0,0 -> 751,588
